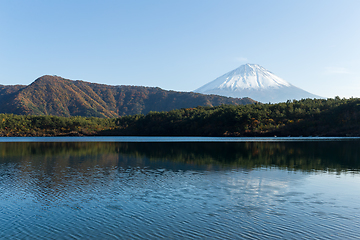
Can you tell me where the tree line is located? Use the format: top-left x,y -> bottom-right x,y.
114,97 -> 360,137
0,97 -> 359,137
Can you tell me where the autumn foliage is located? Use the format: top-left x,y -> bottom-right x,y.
0,75 -> 255,117
1,97 -> 360,137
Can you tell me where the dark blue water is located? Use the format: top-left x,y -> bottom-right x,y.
0,139 -> 360,239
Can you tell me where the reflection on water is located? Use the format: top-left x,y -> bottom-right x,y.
1,141 -> 359,171
0,141 -> 360,239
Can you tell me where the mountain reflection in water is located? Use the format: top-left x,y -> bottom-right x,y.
1,141 -> 359,172
0,141 -> 359,239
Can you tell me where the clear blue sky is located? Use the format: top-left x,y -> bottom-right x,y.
1,0 -> 359,98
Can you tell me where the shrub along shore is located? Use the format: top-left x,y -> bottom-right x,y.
1,97 -> 359,137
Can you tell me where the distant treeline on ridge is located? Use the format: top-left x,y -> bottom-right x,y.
0,97 -> 359,137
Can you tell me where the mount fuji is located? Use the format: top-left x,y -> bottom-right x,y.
194,64 -> 322,103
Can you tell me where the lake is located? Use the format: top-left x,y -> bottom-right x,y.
0,137 -> 360,239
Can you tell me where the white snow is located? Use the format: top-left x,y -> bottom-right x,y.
194,63 -> 322,103
196,64 -> 291,92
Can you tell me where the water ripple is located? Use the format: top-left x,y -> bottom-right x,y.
1,158 -> 360,239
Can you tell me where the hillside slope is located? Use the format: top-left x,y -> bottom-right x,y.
0,75 -> 255,117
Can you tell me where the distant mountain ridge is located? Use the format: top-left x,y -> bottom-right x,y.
0,75 -> 255,117
195,64 -> 322,103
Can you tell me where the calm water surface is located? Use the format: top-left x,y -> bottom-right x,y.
0,138 -> 360,239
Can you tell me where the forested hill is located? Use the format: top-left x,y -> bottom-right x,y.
113,97 -> 360,137
0,75 -> 255,117
1,97 -> 359,137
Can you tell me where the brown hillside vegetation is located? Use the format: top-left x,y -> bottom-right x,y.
0,75 -> 255,117
0,84 -> 26,112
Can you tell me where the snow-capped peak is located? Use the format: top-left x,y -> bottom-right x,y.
194,64 -> 322,103
196,64 -> 291,92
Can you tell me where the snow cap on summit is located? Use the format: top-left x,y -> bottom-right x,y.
196,64 -> 291,93
195,63 -> 322,103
